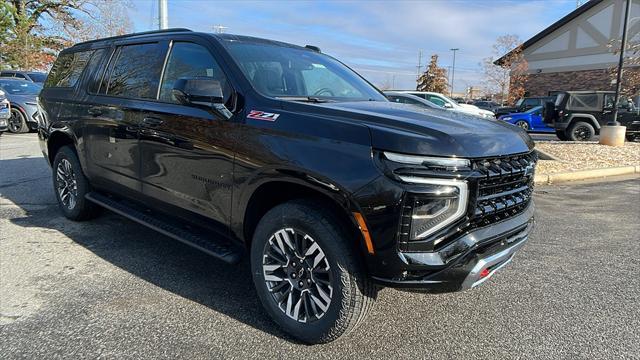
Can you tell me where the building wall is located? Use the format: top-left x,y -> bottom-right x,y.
522,0 -> 640,74
521,67 -> 640,97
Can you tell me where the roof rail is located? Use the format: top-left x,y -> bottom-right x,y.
73,28 -> 192,47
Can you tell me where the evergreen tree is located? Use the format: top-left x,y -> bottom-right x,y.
416,54 -> 448,93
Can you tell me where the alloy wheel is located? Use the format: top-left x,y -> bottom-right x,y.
8,109 -> 25,133
573,126 -> 591,141
516,121 -> 529,131
262,228 -> 333,323
56,158 -> 78,210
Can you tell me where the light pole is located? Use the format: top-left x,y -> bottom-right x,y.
450,48 -> 459,97
159,0 -> 168,30
600,0 -> 631,146
610,0 -> 632,126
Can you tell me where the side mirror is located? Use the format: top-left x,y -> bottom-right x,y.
443,103 -> 453,108
172,77 -> 232,119
172,77 -> 224,106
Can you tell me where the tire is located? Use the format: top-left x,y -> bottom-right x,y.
568,121 -> 595,141
555,130 -> 569,141
627,133 -> 639,142
250,200 -> 377,344
8,108 -> 28,133
515,120 -> 530,131
52,146 -> 100,221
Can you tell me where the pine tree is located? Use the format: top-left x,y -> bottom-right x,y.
416,54 -> 448,93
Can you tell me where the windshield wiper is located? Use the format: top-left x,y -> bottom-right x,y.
275,96 -> 332,103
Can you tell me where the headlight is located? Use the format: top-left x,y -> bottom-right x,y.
383,151 -> 470,170
397,177 -> 468,240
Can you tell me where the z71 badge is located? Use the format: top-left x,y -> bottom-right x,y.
247,110 -> 280,121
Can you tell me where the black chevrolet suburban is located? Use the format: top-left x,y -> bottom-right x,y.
38,29 -> 536,344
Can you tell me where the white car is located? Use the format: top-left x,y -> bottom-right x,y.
400,91 -> 495,119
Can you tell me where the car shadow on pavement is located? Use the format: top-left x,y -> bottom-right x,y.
1,157 -> 298,343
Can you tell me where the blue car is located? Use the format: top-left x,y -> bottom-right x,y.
498,106 -> 554,132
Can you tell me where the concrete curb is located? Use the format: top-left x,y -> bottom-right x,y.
534,166 -> 640,185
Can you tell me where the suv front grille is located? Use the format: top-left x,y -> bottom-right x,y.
470,151 -> 537,227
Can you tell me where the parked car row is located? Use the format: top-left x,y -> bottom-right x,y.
0,70 -> 47,83
387,91 -> 496,118
0,78 -> 42,133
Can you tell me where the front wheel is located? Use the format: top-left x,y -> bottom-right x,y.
52,146 -> 101,220
8,108 -> 28,133
251,200 -> 377,344
515,120 -> 530,131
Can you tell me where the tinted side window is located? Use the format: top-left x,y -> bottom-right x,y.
159,42 -> 230,104
427,95 -> 446,107
106,43 -> 164,99
14,73 -> 26,79
45,50 -> 94,88
0,72 -> 14,77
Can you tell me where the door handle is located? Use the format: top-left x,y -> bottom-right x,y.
87,107 -> 103,116
143,117 -> 163,126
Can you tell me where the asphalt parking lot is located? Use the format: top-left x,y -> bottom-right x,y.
1,133 -> 639,359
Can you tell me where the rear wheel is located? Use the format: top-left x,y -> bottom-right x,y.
8,108 -> 28,133
627,133 -> 640,142
52,146 -> 100,220
568,121 -> 595,141
251,200 -> 376,344
515,120 -> 530,131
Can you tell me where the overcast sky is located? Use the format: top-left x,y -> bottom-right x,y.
128,0 -> 578,92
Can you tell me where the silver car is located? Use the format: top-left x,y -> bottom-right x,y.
0,78 -> 42,133
0,89 -> 9,133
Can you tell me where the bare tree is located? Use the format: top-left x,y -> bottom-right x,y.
482,35 -> 528,106
608,39 -> 640,97
0,0 -> 87,70
0,0 -> 132,71
55,0 -> 133,44
416,54 -> 448,93
378,77 -> 392,91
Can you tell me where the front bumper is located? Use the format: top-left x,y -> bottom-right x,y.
372,202 -> 534,292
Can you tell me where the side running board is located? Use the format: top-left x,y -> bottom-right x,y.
85,192 -> 242,264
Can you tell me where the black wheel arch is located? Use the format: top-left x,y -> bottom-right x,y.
567,114 -> 600,133
47,129 -> 79,166
236,172 -> 368,257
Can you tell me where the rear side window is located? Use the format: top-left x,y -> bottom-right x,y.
45,50 -> 94,88
568,94 -> 598,109
106,43 -> 164,99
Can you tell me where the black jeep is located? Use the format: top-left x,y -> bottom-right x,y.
543,91 -> 640,141
38,29 -> 536,344
495,96 -> 555,118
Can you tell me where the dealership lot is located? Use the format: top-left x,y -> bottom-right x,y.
1,133 -> 639,359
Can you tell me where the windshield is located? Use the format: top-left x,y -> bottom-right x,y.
223,42 -> 386,102
0,80 -> 42,95
525,106 -> 542,114
27,73 -> 47,82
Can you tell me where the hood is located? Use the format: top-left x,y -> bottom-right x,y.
288,100 -> 534,158
7,94 -> 38,106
